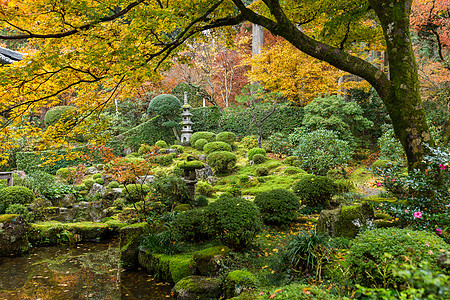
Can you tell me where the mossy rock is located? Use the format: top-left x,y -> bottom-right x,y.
119,222 -> 148,270
224,270 -> 258,299
138,250 -> 195,283
174,204 -> 191,212
317,203 -> 374,238
172,275 -> 222,300
0,214 -> 30,256
178,160 -> 205,171
66,222 -> 109,240
193,245 -> 231,276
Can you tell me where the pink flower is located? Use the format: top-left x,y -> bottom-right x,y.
436,228 -> 443,235
414,211 -> 423,218
376,182 -> 382,187
439,164 -> 447,170
405,209 -> 408,213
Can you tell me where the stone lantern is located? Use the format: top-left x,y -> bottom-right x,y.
180,92 -> 194,144
178,156 -> 205,202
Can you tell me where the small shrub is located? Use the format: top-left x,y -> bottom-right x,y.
203,141 -> 232,154
334,179 -> 355,194
346,227 -> 449,287
255,166 -> 269,176
254,189 -> 299,226
248,147 -> 266,161
284,156 -> 300,166
284,166 -> 305,175
138,143 -> 152,155
292,175 -> 336,207
56,167 -> 75,181
268,132 -> 292,155
205,197 -> 262,250
195,181 -> 215,197
252,154 -> 266,164
194,138 -> 208,151
121,184 -> 151,203
190,131 -> 216,146
150,175 -> 189,207
0,186 -> 35,212
170,144 -> 184,153
155,140 -> 168,148
216,131 -> 237,145
83,179 -> 95,190
241,135 -> 258,149
92,173 -> 102,180
206,151 -> 237,173
172,209 -> 210,242
287,229 -> 330,272
5,203 -> 33,222
155,154 -> 173,166
194,195 -> 208,207
74,184 -> 87,191
94,178 -> 104,185
107,181 -> 120,189
44,106 -> 76,126
378,126 -> 405,162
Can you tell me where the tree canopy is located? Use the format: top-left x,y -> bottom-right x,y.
0,0 -> 440,168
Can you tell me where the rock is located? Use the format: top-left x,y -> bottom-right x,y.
88,183 -> 106,198
198,155 -> 206,161
102,188 -> 123,201
85,166 -> 99,175
223,270 -> 258,299
123,148 -> 133,155
195,164 -> 214,180
119,222 -> 148,270
166,148 -> 179,154
102,173 -> 114,185
437,250 -> 450,270
193,246 -> 231,276
172,276 -> 222,300
0,214 -> 30,256
317,202 -> 374,238
136,175 -> 154,185
60,193 -> 77,207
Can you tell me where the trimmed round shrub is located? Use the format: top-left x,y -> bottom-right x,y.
92,173 -> 102,180
74,184 -> 87,191
216,131 -> 237,145
107,181 -> 120,189
206,151 -> 237,173
172,209 -> 210,242
292,175 -> 336,207
94,178 -> 104,185
44,106 -> 76,126
194,195 -> 209,207
155,140 -> 168,148
252,154 -> 266,164
284,156 -> 299,166
194,138 -> 208,151
255,166 -> 269,177
56,167 -> 75,180
170,144 -> 184,153
241,135 -> 258,149
121,184 -> 151,203
346,228 -> 450,287
138,144 -> 152,155
190,131 -> 216,146
148,94 -> 181,118
205,197 -> 262,250
0,186 -> 35,212
254,189 -> 299,226
155,154 -> 173,166
248,147 -> 266,161
284,166 -> 306,175
203,141 -> 232,155
83,179 -> 95,190
195,181 -> 215,197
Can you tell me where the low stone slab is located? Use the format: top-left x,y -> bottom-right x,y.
119,222 -> 148,270
193,246 -> 231,276
172,275 -> 222,300
0,214 -> 30,256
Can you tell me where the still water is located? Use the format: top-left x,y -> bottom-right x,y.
0,239 -> 175,300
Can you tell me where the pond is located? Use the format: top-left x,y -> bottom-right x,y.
0,238 -> 175,300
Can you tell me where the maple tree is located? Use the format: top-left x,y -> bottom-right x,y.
0,0 -> 439,169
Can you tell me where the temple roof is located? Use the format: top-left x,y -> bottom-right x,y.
0,46 -> 24,64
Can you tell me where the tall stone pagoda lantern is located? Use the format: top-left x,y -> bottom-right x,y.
180,92 -> 194,144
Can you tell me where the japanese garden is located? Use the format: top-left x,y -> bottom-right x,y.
0,0 -> 449,299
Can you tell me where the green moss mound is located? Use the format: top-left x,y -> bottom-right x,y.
172,209 -> 209,242
121,184 -> 151,203
248,147 -> 266,161
194,138 -> 209,150
0,186 -> 35,212
346,227 -> 450,287
203,141 -> 232,154
190,131 -> 216,146
206,151 -> 237,173
224,270 -> 258,299
216,131 -> 237,145
292,174 -> 336,207
254,189 -> 299,226
44,106 -> 76,126
155,140 -> 168,148
252,154 -> 266,164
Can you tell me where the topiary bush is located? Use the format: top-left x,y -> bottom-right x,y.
194,195 -> 208,207
248,147 -> 266,161
0,186 -> 35,213
254,189 -> 299,226
107,181 -> 120,189
172,209 -> 210,242
94,178 -> 104,185
194,138 -> 208,151
292,175 -> 336,207
170,144 -> 184,153
195,181 -> 215,197
44,106 -> 76,127
155,140 -> 168,148
255,166 -> 269,177
241,135 -> 259,149
284,166 -> 305,175
92,173 -> 102,180
252,154 -> 266,164
83,179 -> 95,191
206,151 -> 237,173
285,156 -> 300,167
121,184 -> 151,203
216,131 -> 237,145
346,227 -> 450,287
203,141 -> 232,154
190,131 -> 216,147
205,197 -> 262,250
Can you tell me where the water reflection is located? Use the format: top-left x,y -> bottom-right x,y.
0,239 -> 175,300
